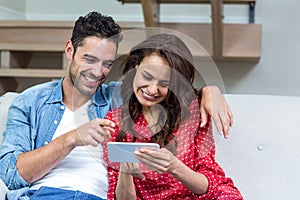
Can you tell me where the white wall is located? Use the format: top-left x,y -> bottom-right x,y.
0,0 -> 25,19
25,0 -> 144,21
24,0 -> 250,23
1,0 -> 300,96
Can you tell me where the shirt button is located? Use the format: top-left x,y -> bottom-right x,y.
54,120 -> 58,124
257,144 -> 264,151
60,106 -> 64,110
44,141 -> 48,145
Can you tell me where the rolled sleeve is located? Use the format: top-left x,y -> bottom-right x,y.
194,135 -> 243,199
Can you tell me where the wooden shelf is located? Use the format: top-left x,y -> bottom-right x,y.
0,68 -> 65,78
117,0 -> 261,61
155,22 -> 261,61
0,21 -> 71,79
0,43 -> 64,52
0,22 -> 73,44
119,0 -> 255,4
222,23 -> 261,60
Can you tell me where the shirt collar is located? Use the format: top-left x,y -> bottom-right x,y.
93,85 -> 108,107
45,78 -> 64,104
45,77 -> 108,107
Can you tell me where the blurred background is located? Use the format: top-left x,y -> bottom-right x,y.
0,0 -> 299,96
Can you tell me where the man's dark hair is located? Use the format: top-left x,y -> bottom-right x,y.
70,11 -> 122,54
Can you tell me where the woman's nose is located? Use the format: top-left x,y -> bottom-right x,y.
147,83 -> 159,94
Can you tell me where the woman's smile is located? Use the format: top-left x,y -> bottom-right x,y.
139,88 -> 161,101
133,53 -> 170,107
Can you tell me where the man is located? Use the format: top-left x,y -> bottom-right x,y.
0,12 -> 232,199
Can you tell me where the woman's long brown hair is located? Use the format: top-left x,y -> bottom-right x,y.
116,34 -> 197,154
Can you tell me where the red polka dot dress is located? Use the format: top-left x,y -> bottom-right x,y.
103,99 -> 243,200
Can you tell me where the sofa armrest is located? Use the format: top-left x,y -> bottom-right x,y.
0,178 -> 8,200
0,92 -> 19,145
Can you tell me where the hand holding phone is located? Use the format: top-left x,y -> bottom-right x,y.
107,142 -> 160,163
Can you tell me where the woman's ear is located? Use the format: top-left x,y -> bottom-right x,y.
65,40 -> 74,60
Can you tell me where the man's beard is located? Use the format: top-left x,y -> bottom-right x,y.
68,62 -> 106,96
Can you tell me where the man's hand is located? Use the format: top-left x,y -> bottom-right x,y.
200,85 -> 233,139
75,118 -> 115,146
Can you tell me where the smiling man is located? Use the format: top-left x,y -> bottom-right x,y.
0,12 -> 121,200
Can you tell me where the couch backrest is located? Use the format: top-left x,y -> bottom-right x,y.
216,94 -> 300,200
1,93 -> 300,199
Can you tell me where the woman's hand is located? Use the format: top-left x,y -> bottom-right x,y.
119,162 -> 145,180
200,85 -> 233,139
135,148 -> 209,194
134,148 -> 178,174
116,162 -> 140,200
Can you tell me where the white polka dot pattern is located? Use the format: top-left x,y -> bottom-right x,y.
103,98 -> 243,200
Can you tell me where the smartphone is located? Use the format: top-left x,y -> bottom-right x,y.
107,142 -> 160,163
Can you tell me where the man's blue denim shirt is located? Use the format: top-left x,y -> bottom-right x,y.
0,78 -> 121,190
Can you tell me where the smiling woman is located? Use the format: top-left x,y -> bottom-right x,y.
133,54 -> 170,108
103,33 -> 243,200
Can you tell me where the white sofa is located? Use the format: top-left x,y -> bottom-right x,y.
1,92 -> 300,199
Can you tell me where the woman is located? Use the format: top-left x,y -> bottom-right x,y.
103,33 -> 243,199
